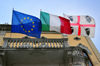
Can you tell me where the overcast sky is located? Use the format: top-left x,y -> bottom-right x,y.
0,0 -> 100,52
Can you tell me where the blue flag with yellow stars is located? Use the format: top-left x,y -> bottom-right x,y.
11,10 -> 41,38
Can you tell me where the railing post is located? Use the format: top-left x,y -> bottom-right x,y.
63,39 -> 69,48
2,38 -> 9,48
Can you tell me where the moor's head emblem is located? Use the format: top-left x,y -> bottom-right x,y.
85,28 -> 90,36
68,16 -> 73,22
71,27 -> 74,33
85,16 -> 91,23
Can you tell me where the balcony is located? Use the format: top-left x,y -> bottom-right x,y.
0,37 -> 91,66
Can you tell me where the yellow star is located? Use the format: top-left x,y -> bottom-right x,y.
21,26 -> 23,27
32,22 -> 34,24
33,25 -> 35,27
21,19 -> 23,21
28,30 -> 30,32
27,17 -> 29,19
31,29 -> 33,31
30,19 -> 32,21
25,31 -> 27,32
24,17 -> 26,19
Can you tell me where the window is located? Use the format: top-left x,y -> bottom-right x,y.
82,52 -> 93,66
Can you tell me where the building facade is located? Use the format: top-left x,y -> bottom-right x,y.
0,24 -> 100,66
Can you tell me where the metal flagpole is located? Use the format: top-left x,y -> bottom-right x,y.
40,9 -> 42,11
10,8 -> 14,38
40,9 -> 42,38
63,13 -> 65,16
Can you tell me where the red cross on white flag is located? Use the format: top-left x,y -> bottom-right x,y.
64,14 -> 95,38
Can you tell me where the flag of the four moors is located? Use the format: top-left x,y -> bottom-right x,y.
11,10 -> 41,38
64,14 -> 95,38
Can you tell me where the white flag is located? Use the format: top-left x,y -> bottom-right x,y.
64,14 -> 95,38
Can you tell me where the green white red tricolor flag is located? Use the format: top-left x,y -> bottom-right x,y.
40,11 -> 72,34
64,14 -> 95,38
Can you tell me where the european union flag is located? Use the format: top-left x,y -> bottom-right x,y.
11,10 -> 41,38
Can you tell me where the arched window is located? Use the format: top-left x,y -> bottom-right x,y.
82,52 -> 93,66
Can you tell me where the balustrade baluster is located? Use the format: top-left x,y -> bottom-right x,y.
47,40 -> 48,48
12,41 -> 14,48
15,40 -> 17,48
8,40 -> 11,48
34,41 -> 36,48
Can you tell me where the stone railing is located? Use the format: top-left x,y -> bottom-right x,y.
2,37 -> 68,48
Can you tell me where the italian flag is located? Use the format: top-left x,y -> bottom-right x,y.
40,11 -> 72,34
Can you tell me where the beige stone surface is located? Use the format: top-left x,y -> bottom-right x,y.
0,35 -> 4,46
4,33 -> 62,38
2,33 -> 100,66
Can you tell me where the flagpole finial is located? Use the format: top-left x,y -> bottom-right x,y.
63,13 -> 65,17
13,8 -> 14,10
40,9 -> 42,11
63,13 -> 65,15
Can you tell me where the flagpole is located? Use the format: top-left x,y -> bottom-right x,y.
40,9 -> 42,18
10,8 -> 14,38
40,9 -> 42,38
63,13 -> 65,17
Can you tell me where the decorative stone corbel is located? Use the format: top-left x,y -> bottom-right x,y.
76,43 -> 92,55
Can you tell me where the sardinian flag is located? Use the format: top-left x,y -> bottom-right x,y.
64,14 -> 95,38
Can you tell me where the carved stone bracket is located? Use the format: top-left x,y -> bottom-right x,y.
76,43 -> 92,55
64,46 -> 90,66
